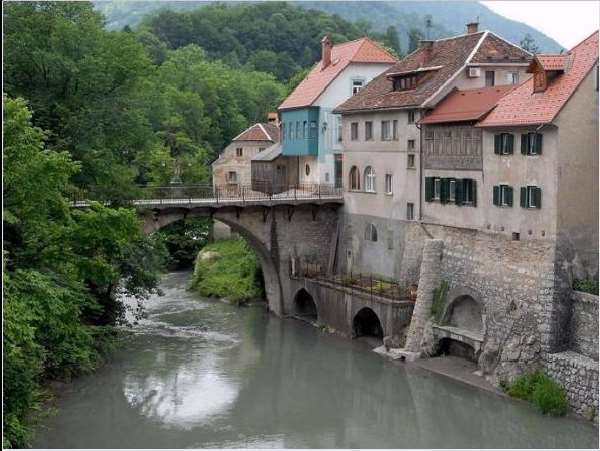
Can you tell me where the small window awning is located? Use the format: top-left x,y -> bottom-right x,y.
386,65 -> 444,78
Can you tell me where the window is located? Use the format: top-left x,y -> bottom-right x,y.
448,179 -> 456,202
295,122 -> 300,139
309,121 -> 317,139
365,223 -> 378,242
325,172 -> 330,182
494,133 -> 514,155
236,147 -> 243,157
485,70 -> 495,86
303,121 -> 307,139
351,122 -> 359,141
305,164 -> 311,176
281,123 -> 285,142
227,171 -> 238,183
493,185 -> 513,207
385,174 -> 393,195
393,120 -> 399,140
352,79 -> 364,95
392,75 -> 417,91
521,186 -> 542,209
462,179 -> 475,203
433,178 -> 441,200
406,203 -> 414,220
365,121 -> 373,141
364,166 -> 376,192
521,132 -> 543,155
407,139 -> 415,150
288,122 -> 293,140
349,166 -> 360,190
508,72 -> 519,84
408,110 -> 415,124
337,117 -> 343,142
381,120 -> 391,141
407,153 -> 415,168
259,147 -> 265,152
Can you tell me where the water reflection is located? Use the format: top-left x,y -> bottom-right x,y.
33,272 -> 599,449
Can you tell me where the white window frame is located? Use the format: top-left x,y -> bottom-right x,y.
364,166 -> 376,193
449,179 -> 456,201
509,72 -> 519,85
527,185 -> 538,208
227,171 -> 238,183
500,185 -> 510,206
352,79 -> 365,95
351,122 -> 359,141
381,120 -> 391,141
385,174 -> 393,195
528,133 -> 538,155
408,110 -> 416,124
433,178 -> 441,200
406,203 -> 414,220
463,179 -> 474,203
500,133 -> 511,155
365,121 -> 373,141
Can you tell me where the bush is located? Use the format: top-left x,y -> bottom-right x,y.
506,371 -> 568,416
573,276 -> 599,295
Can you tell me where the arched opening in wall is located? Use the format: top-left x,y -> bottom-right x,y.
437,338 -> 477,363
293,289 -> 318,322
153,217 -> 211,270
446,295 -> 483,334
353,307 -> 384,341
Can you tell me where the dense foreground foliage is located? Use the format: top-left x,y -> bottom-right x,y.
504,371 -> 568,416
191,239 -> 264,303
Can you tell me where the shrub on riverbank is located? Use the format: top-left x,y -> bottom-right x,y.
191,239 -> 264,303
505,371 -> 568,416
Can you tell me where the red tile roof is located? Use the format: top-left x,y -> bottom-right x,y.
419,85 -> 515,124
479,31 -> 599,127
534,54 -> 568,71
278,37 -> 397,111
232,123 -> 280,142
335,31 -> 531,114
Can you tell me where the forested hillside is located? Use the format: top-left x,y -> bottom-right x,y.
95,0 -> 562,52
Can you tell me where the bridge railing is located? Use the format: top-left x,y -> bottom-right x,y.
71,183 -> 343,206
295,262 -> 417,303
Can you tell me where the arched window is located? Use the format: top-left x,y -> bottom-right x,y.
364,166 -> 376,192
365,223 -> 378,242
349,166 -> 360,191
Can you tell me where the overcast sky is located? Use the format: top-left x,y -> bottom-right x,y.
483,1 -> 599,49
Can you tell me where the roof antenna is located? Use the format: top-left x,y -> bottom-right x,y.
425,14 -> 432,40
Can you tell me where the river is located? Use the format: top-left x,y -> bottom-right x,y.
34,271 -> 598,449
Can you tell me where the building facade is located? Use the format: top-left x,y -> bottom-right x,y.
278,35 -> 397,188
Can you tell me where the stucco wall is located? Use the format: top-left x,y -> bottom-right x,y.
213,140 -> 272,186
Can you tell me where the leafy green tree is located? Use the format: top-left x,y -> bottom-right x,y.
408,27 -> 425,53
383,25 -> 402,57
520,33 -> 540,54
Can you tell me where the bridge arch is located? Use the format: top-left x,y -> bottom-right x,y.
353,307 -> 384,339
142,208 -> 283,315
293,288 -> 318,322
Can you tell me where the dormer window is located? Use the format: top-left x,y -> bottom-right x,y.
393,75 -> 417,92
352,79 -> 364,95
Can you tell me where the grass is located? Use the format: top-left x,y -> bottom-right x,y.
190,239 -> 264,303
431,280 -> 449,321
573,275 -> 599,295
505,370 -> 568,416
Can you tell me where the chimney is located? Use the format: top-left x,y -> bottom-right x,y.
267,112 -> 278,126
418,40 -> 434,64
466,21 -> 479,34
321,35 -> 333,70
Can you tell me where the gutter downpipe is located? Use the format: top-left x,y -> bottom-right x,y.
416,118 -> 424,221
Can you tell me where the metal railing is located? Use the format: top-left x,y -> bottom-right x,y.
295,262 -> 416,302
71,183 -> 344,207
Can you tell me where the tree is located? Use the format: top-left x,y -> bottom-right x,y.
383,26 -> 402,57
408,27 -> 425,53
520,33 -> 540,54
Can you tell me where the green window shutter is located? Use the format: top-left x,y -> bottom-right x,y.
471,179 -> 477,207
425,177 -> 434,202
521,134 -> 528,155
494,135 -> 501,154
455,179 -> 464,206
493,186 -> 500,206
507,134 -> 514,154
535,133 -> 543,155
535,187 -> 542,208
520,187 -> 527,207
506,186 -> 513,206
440,178 -> 449,204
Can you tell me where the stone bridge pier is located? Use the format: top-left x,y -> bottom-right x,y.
142,203 -> 341,316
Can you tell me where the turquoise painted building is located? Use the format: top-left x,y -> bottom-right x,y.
281,108 -> 320,156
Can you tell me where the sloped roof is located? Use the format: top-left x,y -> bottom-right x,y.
252,143 -> 282,162
334,31 -> 531,114
232,123 -> 280,142
479,31 -> 599,127
534,54 -> 568,71
419,85 -> 515,124
278,37 -> 397,111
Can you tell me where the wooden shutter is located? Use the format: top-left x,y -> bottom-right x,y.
520,187 -> 527,207
493,186 -> 500,206
471,179 -> 477,207
425,177 -> 434,202
506,186 -> 513,206
440,178 -> 449,204
494,135 -> 501,154
455,179 -> 464,206
535,133 -> 543,155
507,134 -> 514,154
521,134 -> 528,155
534,187 -> 542,208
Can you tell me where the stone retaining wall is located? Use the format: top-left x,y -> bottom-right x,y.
545,351 -> 599,420
569,291 -> 599,360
